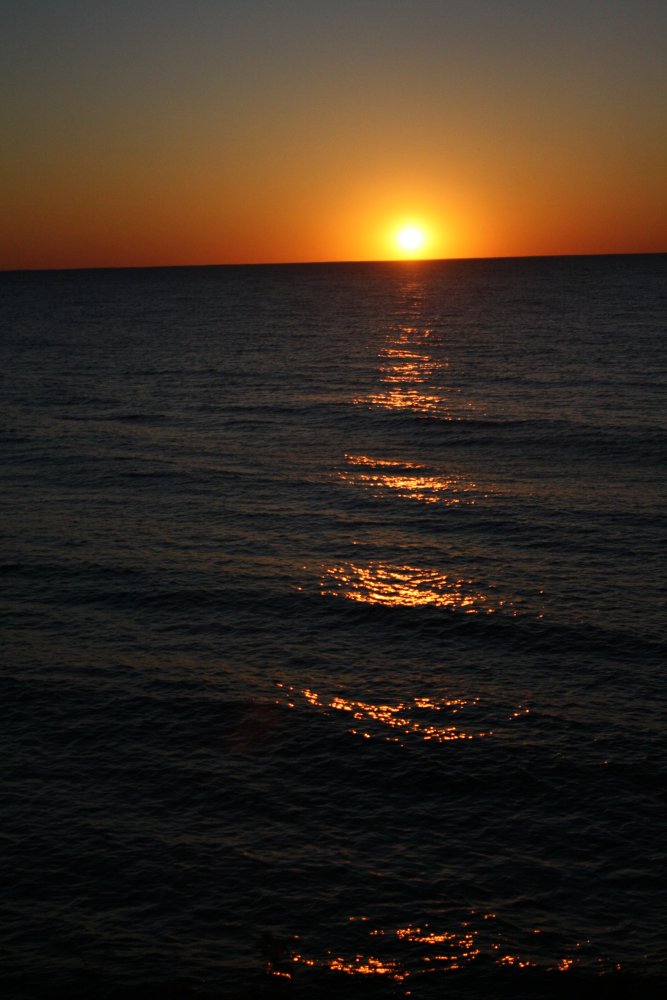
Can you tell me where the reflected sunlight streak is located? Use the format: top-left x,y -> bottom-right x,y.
273,683 -> 528,746
353,321 -> 469,419
364,387 -> 445,413
320,560 -> 509,613
287,914 -> 586,984
344,453 -> 422,468
301,688 -> 490,743
340,455 -> 487,505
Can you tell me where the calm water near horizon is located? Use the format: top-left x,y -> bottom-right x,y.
2,255 -> 666,999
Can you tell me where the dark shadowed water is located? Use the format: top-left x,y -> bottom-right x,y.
1,255 -> 666,999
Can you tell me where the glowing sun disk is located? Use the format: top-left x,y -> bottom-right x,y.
397,226 -> 426,253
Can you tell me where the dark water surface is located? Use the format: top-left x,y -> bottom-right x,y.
2,255 -> 666,999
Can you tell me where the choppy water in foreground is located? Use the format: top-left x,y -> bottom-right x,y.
1,255 -> 666,999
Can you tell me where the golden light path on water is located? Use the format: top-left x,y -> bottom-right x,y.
277,683 -> 530,746
263,913 -> 591,985
320,560 -> 512,614
276,304 -> 563,986
364,386 -> 445,414
379,347 -> 437,383
340,454 -> 488,505
352,322 -> 473,419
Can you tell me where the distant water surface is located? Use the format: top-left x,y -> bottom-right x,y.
1,255 -> 666,998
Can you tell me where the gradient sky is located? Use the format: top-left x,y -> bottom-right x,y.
2,0 -> 666,268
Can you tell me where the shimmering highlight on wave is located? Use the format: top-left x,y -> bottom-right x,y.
320,560 -> 509,612
344,453 -> 421,468
362,386 -> 446,414
340,453 -> 487,504
279,912 -> 595,985
380,358 -> 437,383
276,684 -> 530,745
352,320 -> 474,419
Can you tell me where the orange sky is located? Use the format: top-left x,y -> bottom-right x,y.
2,0 -> 666,269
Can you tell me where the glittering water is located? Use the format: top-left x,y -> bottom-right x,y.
1,256 -> 666,999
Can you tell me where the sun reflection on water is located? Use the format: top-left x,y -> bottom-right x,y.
380,359 -> 437,383
344,454 -> 418,468
280,914 -> 588,985
340,454 -> 488,505
321,560 -> 510,613
273,295 -> 567,991
276,683 -> 530,746
327,954 -> 408,981
381,346 -> 432,357
300,687 -> 490,743
351,319 -> 468,418
364,386 -> 447,414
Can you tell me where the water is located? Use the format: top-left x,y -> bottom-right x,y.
1,255 -> 666,999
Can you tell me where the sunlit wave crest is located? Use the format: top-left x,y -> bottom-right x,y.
359,351 -> 458,414
354,322 -> 473,419
379,357 -> 437,383
271,912 -> 594,984
320,560 -> 511,613
276,683 -> 530,746
340,453 -> 488,505
363,386 -> 446,414
344,453 -> 422,468
279,684 -> 492,744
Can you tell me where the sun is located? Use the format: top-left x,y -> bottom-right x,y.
396,225 -> 427,256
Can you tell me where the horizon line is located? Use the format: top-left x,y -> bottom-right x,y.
2,249 -> 665,275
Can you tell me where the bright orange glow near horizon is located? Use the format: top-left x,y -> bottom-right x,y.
1,2 -> 666,270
